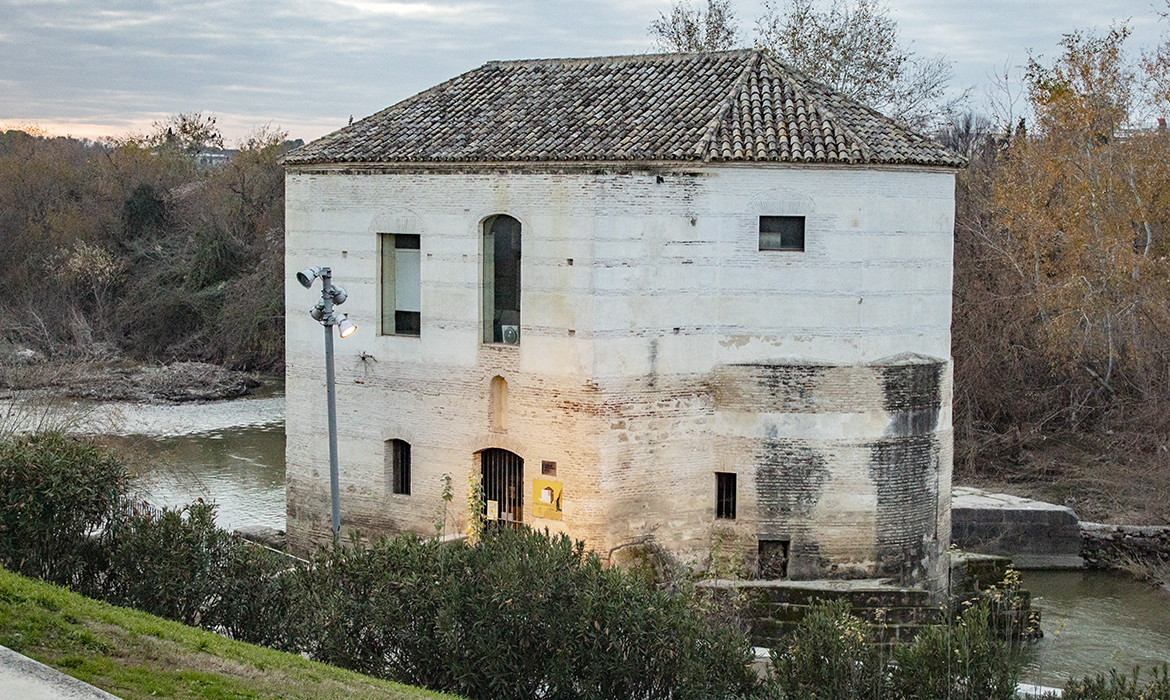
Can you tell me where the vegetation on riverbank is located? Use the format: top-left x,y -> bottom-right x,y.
0,566 -> 459,700
0,357 -> 263,404
0,116 -> 290,373
4,431 -> 1170,698
950,25 -> 1170,529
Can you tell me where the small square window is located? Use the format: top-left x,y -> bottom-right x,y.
759,216 -> 805,251
388,439 -> 411,495
541,460 -> 557,476
715,472 -> 737,519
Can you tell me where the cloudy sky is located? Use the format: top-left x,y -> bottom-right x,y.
1,0 -> 1166,145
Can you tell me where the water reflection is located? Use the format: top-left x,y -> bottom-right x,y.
109,424 -> 286,534
1022,570 -> 1170,688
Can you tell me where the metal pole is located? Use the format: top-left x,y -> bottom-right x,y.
320,269 -> 341,535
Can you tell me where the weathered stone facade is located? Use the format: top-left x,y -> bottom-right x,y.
284,162 -> 956,590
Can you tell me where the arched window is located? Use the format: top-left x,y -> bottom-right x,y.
483,215 -> 521,344
489,376 -> 508,432
386,439 -> 411,495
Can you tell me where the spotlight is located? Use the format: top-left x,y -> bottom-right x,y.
297,266 -> 322,288
337,315 -> 357,338
330,285 -> 348,306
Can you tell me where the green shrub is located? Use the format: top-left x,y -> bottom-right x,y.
767,598 -> 884,700
764,597 -> 1023,700
102,501 -> 289,636
1063,666 -> 1170,700
212,541 -> 297,647
287,526 -> 758,700
0,433 -> 124,585
890,603 -> 1022,700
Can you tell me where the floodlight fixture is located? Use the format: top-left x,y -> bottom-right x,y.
295,264 -> 358,536
296,266 -> 323,288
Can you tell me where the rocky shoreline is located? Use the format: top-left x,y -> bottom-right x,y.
0,355 -> 263,404
1081,522 -> 1170,590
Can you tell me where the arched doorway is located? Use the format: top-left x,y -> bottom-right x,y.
480,448 -> 523,529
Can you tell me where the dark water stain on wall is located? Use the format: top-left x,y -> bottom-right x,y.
879,361 -> 942,437
712,363 -> 828,413
870,359 -> 946,584
756,440 -> 831,578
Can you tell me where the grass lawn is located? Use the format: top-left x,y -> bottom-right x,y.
0,567 -> 462,700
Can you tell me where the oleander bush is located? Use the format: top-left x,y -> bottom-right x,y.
0,432 -> 124,586
1063,666 -> 1170,700
284,526 -> 758,700
0,432 -> 758,700
889,604 -> 1021,700
764,597 -> 1024,700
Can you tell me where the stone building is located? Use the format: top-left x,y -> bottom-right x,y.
283,49 -> 963,591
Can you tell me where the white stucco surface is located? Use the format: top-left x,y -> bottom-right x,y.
284,161 -> 956,585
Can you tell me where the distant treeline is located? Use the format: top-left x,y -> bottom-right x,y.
0,114 -> 298,372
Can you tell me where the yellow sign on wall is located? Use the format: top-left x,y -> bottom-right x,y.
532,479 -> 562,520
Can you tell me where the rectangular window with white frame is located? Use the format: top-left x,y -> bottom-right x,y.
380,233 -> 421,336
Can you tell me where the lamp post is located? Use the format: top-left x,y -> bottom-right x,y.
296,265 -> 357,536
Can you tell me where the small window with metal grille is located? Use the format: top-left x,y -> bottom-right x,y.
388,439 -> 411,495
759,216 -> 805,251
715,472 -> 736,519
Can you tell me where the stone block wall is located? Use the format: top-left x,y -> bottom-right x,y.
950,488 -> 1083,569
1081,523 -> 1170,570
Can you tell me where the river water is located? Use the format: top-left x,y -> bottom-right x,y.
1021,570 -> 1170,688
5,392 -> 1168,683
1,391 -> 286,533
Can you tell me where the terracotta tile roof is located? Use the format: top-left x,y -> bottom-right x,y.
285,49 -> 963,168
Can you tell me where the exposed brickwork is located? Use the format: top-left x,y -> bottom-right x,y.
284,163 -> 955,589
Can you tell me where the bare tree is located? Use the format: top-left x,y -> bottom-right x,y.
754,0 -> 963,130
649,0 -> 742,53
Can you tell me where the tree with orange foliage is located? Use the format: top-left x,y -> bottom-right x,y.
953,23 -> 1170,466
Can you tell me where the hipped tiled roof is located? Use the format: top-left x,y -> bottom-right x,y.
285,49 -> 963,168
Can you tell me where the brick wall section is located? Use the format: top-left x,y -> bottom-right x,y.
284,162 -> 956,588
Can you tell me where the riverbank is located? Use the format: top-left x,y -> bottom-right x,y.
0,354 -> 268,404
0,566 -> 459,700
958,430 -> 1170,527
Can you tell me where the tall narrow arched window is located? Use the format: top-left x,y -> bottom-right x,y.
483,215 -> 521,344
489,375 -> 508,432
386,439 -> 411,495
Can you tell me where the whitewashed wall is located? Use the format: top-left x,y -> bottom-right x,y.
284,162 -> 955,587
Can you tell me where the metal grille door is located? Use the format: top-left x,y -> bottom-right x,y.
481,448 -> 523,529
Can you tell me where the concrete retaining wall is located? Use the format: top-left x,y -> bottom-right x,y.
951,488 -> 1083,568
